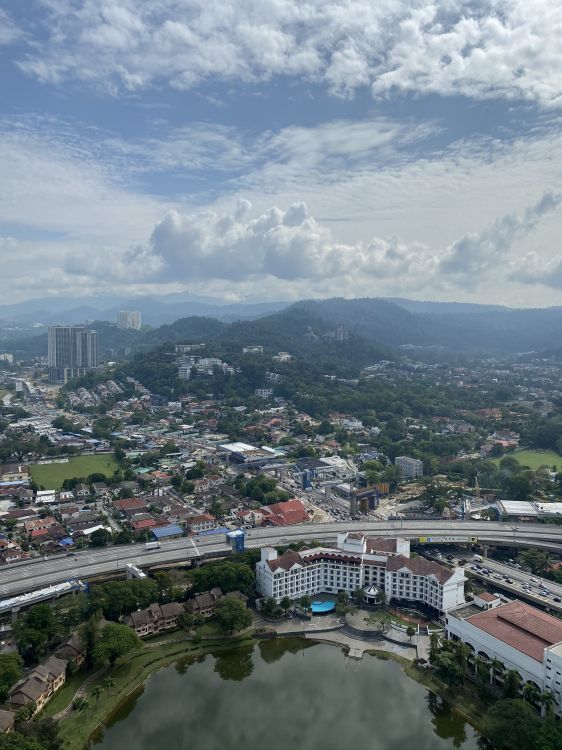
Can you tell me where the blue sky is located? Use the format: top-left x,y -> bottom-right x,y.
2,1 -> 562,306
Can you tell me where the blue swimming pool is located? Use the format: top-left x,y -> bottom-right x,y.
311,599 -> 336,614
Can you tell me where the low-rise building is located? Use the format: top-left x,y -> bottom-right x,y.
446,599 -> 562,716
123,602 -> 184,637
187,514 -> 216,533
0,709 -> 15,734
187,587 -> 223,619
7,657 -> 67,715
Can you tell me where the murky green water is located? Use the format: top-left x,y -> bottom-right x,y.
91,639 -> 480,750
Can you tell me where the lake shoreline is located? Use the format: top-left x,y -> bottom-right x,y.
59,633 -> 483,750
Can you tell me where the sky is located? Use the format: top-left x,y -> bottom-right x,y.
2,0 -> 562,307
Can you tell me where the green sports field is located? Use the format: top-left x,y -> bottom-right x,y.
491,449 -> 561,471
30,454 -> 119,490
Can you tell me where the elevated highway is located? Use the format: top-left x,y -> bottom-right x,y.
1,520 -> 562,599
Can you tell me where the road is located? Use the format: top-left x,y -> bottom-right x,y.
2,520 -> 562,599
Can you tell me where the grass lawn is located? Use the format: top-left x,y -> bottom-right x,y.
29,454 -> 119,490
41,668 -> 95,717
491,449 -> 562,471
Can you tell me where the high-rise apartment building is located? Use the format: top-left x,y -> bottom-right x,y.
117,311 -> 142,330
48,326 -> 99,383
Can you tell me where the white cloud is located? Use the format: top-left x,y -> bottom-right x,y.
14,1 -> 562,107
439,192 -> 562,282
108,194 -> 554,298
0,10 -> 23,45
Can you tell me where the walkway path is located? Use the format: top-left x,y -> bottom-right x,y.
52,666 -> 108,720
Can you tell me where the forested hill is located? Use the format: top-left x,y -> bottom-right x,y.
7,297 -> 562,362
288,298 -> 562,355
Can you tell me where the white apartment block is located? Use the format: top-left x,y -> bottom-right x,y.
256,533 -> 465,613
446,599 -> 562,716
395,455 -> 423,480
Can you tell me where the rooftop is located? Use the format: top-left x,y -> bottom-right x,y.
464,600 -> 562,662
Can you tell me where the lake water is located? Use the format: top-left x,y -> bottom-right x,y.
91,639 -> 480,750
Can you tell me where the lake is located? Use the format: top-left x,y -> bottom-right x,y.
91,639 -> 480,750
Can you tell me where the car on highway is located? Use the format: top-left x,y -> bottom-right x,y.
530,577 -> 539,583
554,597 -> 561,603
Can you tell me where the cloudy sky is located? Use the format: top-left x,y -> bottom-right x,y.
3,0 -> 562,306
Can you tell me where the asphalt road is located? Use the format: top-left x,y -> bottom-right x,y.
2,520 -> 562,598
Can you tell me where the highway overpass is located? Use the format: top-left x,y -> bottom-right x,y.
1,520 -> 562,600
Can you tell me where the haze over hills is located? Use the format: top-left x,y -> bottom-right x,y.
0,293 -> 288,327
5,296 -> 562,362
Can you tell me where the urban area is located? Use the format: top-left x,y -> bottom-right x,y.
1,304 -> 562,750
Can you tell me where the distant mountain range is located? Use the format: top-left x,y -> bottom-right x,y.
4,295 -> 562,362
0,293 -> 288,327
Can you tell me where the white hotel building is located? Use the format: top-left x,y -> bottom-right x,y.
256,532 -> 466,614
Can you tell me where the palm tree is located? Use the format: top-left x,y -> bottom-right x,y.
522,681 -> 541,705
541,690 -> 555,718
503,669 -> 521,699
474,655 -> 486,679
91,685 -> 103,703
489,657 -> 504,686
406,624 -> 416,641
454,641 -> 471,681
280,596 -> 292,616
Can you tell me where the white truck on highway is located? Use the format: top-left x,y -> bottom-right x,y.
145,541 -> 161,551
473,554 -> 483,562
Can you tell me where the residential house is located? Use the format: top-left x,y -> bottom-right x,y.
7,657 -> 67,715
186,514 -> 216,533
187,588 -> 223,619
0,709 -> 15,733
54,632 -> 87,668
123,602 -> 184,637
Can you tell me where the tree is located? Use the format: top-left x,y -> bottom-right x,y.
481,699 -> 541,750
13,604 -> 60,661
429,632 -> 440,665
260,597 -> 278,618
406,624 -> 416,642
215,597 -> 252,634
0,652 -> 23,701
540,690 -> 555,718
0,733 -> 43,750
522,681 -> 541,705
90,528 -> 111,548
503,669 -> 522,699
92,623 -> 140,666
279,596 -> 292,616
298,595 -> 312,613
490,657 -> 505,686
190,561 -> 255,596
179,611 -> 194,631
352,588 -> 364,606
91,685 -> 103,703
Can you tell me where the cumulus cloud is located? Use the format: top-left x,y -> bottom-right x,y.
439,192 -> 561,281
113,195 -> 556,293
13,0 -> 562,107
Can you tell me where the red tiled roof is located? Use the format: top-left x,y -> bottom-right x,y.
466,601 -> 562,662
386,555 -> 455,584
261,499 -> 308,526
365,537 -> 400,554
114,497 -> 146,511
131,518 -> 157,530
477,592 -> 499,602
